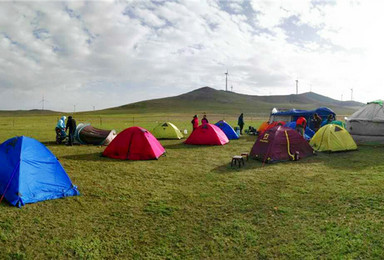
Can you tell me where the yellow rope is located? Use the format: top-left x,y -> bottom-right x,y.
285,130 -> 295,160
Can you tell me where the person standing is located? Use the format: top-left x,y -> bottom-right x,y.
312,113 -> 322,132
321,114 -> 335,127
65,116 -> 77,146
296,116 -> 307,136
56,116 -> 67,136
191,115 -> 199,132
238,113 -> 244,135
201,114 -> 209,125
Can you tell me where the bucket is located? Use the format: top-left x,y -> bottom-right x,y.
183,129 -> 188,135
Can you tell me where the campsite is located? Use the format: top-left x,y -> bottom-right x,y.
5,0 -> 384,257
1,88 -> 384,259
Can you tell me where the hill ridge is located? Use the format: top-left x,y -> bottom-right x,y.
107,87 -> 363,116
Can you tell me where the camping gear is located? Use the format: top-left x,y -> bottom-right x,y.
0,136 -> 79,207
215,120 -> 239,140
74,123 -> 116,145
250,126 -> 314,163
270,107 -> 336,132
285,121 -> 315,140
103,126 -> 165,160
231,156 -> 245,167
185,123 -> 229,145
345,101 -> 384,144
152,122 -> 183,139
310,124 -> 357,152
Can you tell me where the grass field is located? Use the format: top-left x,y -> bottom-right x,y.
1,113 -> 384,259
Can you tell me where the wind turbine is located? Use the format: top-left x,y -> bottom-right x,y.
225,70 -> 228,92
39,95 -> 47,110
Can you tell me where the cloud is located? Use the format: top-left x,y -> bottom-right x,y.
0,0 -> 382,111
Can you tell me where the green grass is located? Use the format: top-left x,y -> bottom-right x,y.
1,113 -> 384,259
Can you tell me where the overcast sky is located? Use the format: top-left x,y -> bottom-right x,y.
1,0 -> 383,111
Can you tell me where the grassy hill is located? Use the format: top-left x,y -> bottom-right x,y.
0,87 -> 363,117
104,87 -> 363,116
0,109 -> 60,116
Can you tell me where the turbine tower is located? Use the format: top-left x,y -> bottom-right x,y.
350,88 -> 353,101
225,70 -> 228,92
296,79 -> 299,95
39,95 -> 46,110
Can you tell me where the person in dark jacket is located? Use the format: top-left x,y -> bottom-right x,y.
321,114 -> 335,127
312,113 -> 322,132
65,116 -> 77,146
238,113 -> 244,135
201,114 -> 209,125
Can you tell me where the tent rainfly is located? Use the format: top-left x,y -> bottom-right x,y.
0,136 -> 79,207
152,122 -> 183,139
310,124 -> 357,152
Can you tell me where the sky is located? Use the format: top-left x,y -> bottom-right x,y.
1,0 -> 383,112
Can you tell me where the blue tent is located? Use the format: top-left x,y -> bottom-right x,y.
215,120 -> 239,140
0,136 -> 79,207
270,107 -> 336,131
285,121 -> 315,140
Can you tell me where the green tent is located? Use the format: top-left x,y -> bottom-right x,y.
330,120 -> 345,128
152,122 -> 183,139
310,124 -> 357,152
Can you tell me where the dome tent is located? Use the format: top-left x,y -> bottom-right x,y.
250,126 -> 314,163
346,101 -> 384,144
103,127 -> 165,160
310,124 -> 357,152
214,120 -> 239,140
0,136 -> 79,207
74,123 -> 116,145
152,122 -> 183,139
185,124 -> 229,145
257,121 -> 269,134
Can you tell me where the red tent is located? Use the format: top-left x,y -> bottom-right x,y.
250,125 -> 313,163
103,127 -> 165,160
185,124 -> 229,145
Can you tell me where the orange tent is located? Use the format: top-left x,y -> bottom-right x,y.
257,121 -> 269,134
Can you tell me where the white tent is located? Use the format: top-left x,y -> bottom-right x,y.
345,101 -> 384,144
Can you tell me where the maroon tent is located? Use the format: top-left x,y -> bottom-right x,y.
250,125 -> 314,163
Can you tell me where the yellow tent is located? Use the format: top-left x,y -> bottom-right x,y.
152,122 -> 183,139
310,124 -> 357,152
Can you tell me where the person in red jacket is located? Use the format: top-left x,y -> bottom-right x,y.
296,116 -> 307,136
191,115 -> 199,131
